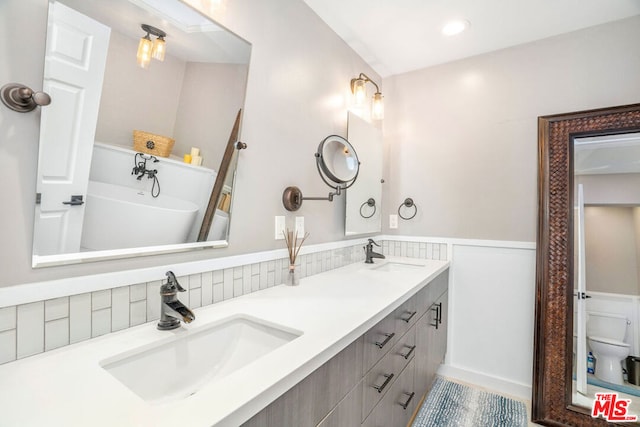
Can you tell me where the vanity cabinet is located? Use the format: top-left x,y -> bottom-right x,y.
241,269 -> 449,427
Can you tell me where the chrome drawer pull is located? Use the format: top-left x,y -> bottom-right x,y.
400,344 -> 416,360
401,310 -> 417,323
373,373 -> 394,393
400,391 -> 415,410
375,332 -> 395,349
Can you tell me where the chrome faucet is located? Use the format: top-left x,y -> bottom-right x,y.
364,239 -> 386,264
158,271 -> 195,330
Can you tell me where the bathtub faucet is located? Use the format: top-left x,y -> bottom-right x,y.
132,152 -> 161,197
132,152 -> 159,180
158,271 -> 195,330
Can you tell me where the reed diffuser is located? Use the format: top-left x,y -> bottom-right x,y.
283,228 -> 309,286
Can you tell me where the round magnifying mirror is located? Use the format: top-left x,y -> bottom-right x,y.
317,135 -> 359,184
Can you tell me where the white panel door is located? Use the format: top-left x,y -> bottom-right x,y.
33,1 -> 110,256
576,184 -> 588,395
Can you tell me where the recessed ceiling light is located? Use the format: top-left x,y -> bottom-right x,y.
442,19 -> 470,36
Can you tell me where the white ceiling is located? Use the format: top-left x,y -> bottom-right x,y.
303,0 -> 640,77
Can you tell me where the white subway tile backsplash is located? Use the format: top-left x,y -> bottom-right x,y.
233,277 -> 243,297
92,308 -> 111,337
17,302 -> 44,358
146,280 -> 162,321
259,262 -> 268,290
201,271 -> 214,306
189,274 -> 202,289
223,268 -> 234,300
213,283 -> 224,303
0,306 -> 16,332
274,259 -> 283,285
0,330 -> 17,364
44,297 -> 68,321
111,287 -> 130,332
213,269 -> 224,285
130,284 -> 146,302
242,265 -> 252,295
45,318 -> 69,351
190,288 -> 202,309
92,290 -> 111,311
202,279 -> 213,306
130,301 -> 146,327
69,293 -> 91,344
2,241 -> 438,366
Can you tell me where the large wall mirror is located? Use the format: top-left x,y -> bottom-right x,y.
533,103 -> 640,426
345,111 -> 383,235
32,0 -> 251,267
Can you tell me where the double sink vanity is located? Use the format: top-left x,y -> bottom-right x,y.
0,258 -> 449,427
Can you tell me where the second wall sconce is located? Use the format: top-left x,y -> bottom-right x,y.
283,135 -> 360,211
137,24 -> 167,69
351,72 -> 384,120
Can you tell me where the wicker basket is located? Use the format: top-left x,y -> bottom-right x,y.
133,130 -> 175,157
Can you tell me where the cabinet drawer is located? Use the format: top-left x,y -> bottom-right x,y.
362,325 -> 416,421
363,311 -> 398,373
392,324 -> 416,375
415,269 -> 448,315
362,358 -> 417,427
394,295 -> 418,338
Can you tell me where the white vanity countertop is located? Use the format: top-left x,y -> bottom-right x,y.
0,257 -> 449,427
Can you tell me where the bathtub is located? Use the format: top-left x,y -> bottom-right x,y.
81,181 -> 199,251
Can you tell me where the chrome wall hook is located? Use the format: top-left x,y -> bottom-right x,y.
1,83 -> 51,113
398,198 -> 418,220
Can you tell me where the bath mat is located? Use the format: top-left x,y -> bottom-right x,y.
412,377 -> 528,427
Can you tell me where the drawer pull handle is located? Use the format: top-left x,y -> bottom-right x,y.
400,391 -> 415,410
375,332 -> 395,349
373,373 -> 394,393
401,310 -> 417,323
401,344 -> 416,360
430,303 -> 442,329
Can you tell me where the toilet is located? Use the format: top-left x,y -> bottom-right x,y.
587,311 -> 630,385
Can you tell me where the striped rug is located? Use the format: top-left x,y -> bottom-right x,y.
412,377 -> 528,427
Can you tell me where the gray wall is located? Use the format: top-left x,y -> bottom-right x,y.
382,16 -> 640,242
0,0 -> 379,287
585,207 -> 639,295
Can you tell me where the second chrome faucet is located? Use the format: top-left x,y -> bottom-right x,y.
158,271 -> 195,330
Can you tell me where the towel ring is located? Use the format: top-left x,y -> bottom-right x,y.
360,198 -> 376,218
398,198 -> 417,220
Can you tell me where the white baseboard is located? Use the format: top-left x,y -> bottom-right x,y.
437,364 -> 532,401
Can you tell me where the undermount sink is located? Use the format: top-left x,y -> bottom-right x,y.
372,261 -> 425,272
101,315 -> 302,404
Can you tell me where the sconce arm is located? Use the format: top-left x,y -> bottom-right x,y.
351,72 -> 380,94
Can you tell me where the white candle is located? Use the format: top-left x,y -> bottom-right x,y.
190,155 -> 202,166
190,147 -> 200,157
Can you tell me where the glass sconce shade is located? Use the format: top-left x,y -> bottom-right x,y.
372,92 -> 384,120
152,37 -> 166,61
352,78 -> 367,107
350,72 -> 384,121
137,34 -> 153,69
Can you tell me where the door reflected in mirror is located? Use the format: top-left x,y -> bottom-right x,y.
572,131 -> 640,419
32,0 -> 251,267
345,112 -> 382,236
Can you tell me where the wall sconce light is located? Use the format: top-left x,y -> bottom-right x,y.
350,72 -> 384,120
137,24 -> 167,69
